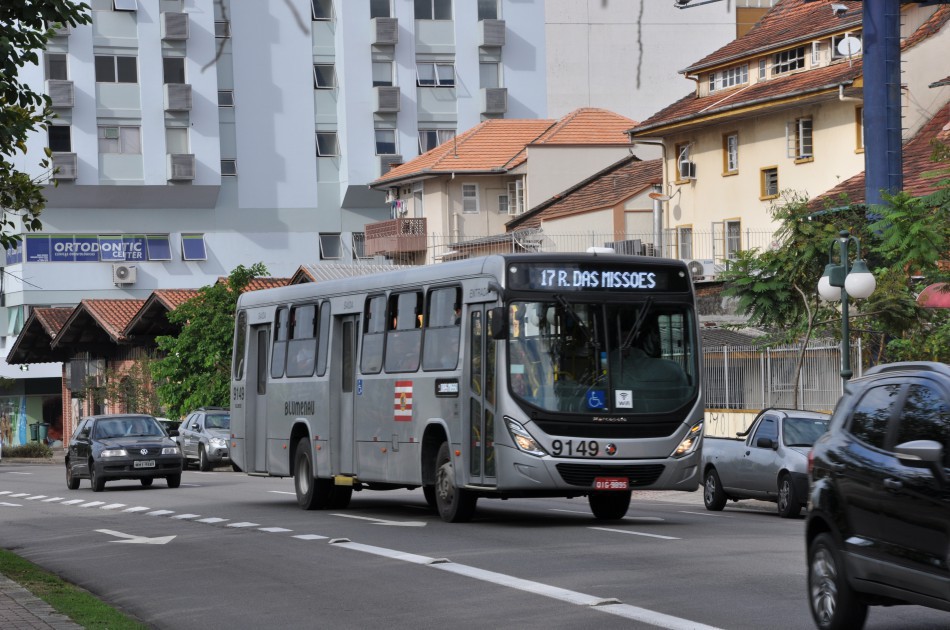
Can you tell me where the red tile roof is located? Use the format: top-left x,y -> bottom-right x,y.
81,299 -> 147,341
902,6 -> 950,51
33,307 -> 73,338
151,288 -> 200,310
810,102 -> 950,209
508,156 -> 662,230
214,277 -> 291,292
372,108 -> 636,186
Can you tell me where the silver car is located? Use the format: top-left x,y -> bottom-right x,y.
179,407 -> 231,471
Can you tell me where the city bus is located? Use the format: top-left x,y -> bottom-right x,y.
229,252 -> 703,522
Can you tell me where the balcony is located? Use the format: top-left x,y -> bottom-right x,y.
364,218 -> 426,256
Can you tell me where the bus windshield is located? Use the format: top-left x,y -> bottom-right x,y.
507,300 -> 698,414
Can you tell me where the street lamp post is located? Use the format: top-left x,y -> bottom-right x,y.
818,230 -> 876,380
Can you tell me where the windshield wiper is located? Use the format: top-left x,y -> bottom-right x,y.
621,296 -> 654,350
553,294 -> 593,342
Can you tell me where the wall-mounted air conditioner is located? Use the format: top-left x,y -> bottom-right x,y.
167,153 -> 196,180
113,263 -> 137,285
161,12 -> 189,40
686,259 -> 717,281
481,87 -> 507,114
46,79 -> 74,108
373,17 -> 398,45
479,19 -> 505,47
379,155 -> 403,176
164,83 -> 192,111
51,153 -> 78,180
374,86 -> 400,112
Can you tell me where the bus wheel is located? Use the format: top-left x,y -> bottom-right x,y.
329,486 -> 352,509
294,437 -> 332,510
422,485 -> 437,509
589,490 -> 631,520
435,442 -> 477,523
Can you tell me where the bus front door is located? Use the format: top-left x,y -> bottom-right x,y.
246,324 -> 270,473
333,314 -> 358,476
467,307 -> 496,486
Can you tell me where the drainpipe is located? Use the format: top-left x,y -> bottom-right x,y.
629,137 -> 668,257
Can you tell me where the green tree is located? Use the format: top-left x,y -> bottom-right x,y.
151,263 -> 268,419
1,1 -> 91,249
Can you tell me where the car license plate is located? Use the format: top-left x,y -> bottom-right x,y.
134,460 -> 155,469
593,477 -> 628,490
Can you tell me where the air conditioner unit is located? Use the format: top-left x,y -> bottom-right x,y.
374,86 -> 400,112
113,263 -> 137,285
604,239 -> 642,256
167,153 -> 196,180
46,79 -> 74,108
51,153 -> 78,180
161,11 -> 189,40
379,154 -> 403,175
372,17 -> 398,45
481,87 -> 507,114
679,161 -> 697,180
479,19 -> 506,47
164,83 -> 193,111
686,259 -> 717,281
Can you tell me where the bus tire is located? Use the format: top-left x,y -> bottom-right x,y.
589,490 -> 631,520
435,442 -> 477,523
422,485 -> 437,509
329,486 -> 352,509
294,437 -> 332,510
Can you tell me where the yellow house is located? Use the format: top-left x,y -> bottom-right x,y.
629,0 -> 950,271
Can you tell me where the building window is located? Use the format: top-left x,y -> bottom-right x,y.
49,126 -> 71,152
678,226 -> 693,259
46,53 -> 68,80
788,117 -> 813,161
163,57 -> 185,84
214,21 -> 230,38
507,179 -> 524,215
166,127 -> 188,154
98,126 -> 141,154
725,221 -> 741,260
370,0 -> 391,18
479,62 -> 500,89
708,65 -> 748,92
181,234 -> 207,261
316,132 -> 339,156
675,142 -> 692,182
772,46 -> 805,75
221,159 -> 237,176
811,41 -> 821,66
375,129 -> 397,155
313,64 -> 336,89
758,58 -> 767,80
94,55 -> 137,83
372,61 -> 393,87
462,184 -> 479,214
723,132 -> 738,174
497,194 -> 509,214
478,0 -> 499,20
415,0 -> 452,20
311,0 -> 332,20
418,129 -> 454,153
760,167 -> 779,199
352,232 -> 369,259
417,63 -> 455,87
218,90 -> 234,107
855,107 -> 864,152
319,233 -> 342,259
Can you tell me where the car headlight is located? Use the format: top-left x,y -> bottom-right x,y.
162,447 -> 179,455
101,448 -> 128,457
504,417 -> 546,457
209,437 -> 227,448
671,421 -> 703,458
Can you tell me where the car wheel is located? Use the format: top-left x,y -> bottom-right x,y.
434,441 -> 477,522
703,468 -> 727,511
199,446 -> 211,472
294,437 -> 332,510
777,474 -> 802,518
65,461 -> 80,490
90,463 -> 105,492
140,477 -> 154,488
588,491 -> 632,520
808,532 -> 868,630
166,474 -> 181,489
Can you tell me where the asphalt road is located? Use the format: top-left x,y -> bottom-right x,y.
2,462 -> 948,630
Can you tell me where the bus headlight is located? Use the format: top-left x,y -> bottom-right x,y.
671,421 -> 703,458
504,417 -> 546,457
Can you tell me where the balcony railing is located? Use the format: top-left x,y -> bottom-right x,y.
364,218 -> 427,256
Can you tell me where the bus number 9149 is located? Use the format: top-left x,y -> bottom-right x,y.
551,439 -> 600,457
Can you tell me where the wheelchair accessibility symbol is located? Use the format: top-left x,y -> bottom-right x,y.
586,389 -> 606,409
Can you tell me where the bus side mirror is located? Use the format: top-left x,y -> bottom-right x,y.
488,307 -> 507,340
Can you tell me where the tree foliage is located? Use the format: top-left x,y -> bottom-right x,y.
0,1 -> 91,249
151,263 -> 268,419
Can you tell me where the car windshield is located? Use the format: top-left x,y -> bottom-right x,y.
94,416 -> 164,439
506,300 -> 698,414
783,416 -> 831,446
205,414 -> 230,430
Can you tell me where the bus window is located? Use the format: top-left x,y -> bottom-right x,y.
316,301 -> 331,377
361,295 -> 386,374
286,304 -> 317,378
385,292 -> 422,373
233,310 -> 247,379
422,287 -> 460,371
271,307 -> 289,379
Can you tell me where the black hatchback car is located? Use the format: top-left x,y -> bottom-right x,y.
806,361 -> 950,629
65,414 -> 184,492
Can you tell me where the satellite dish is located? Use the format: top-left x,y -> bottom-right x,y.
837,36 -> 862,57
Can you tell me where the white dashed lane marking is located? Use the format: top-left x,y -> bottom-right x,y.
146,509 -> 175,517
589,527 -> 680,540
197,517 -> 228,524
227,522 -> 259,528
172,513 -> 201,520
259,527 -> 292,533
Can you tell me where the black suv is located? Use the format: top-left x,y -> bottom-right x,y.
806,361 -> 950,629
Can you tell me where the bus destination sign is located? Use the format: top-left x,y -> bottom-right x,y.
508,262 -> 690,292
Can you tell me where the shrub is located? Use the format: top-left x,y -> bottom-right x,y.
1,442 -> 53,459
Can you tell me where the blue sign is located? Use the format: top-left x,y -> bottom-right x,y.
586,389 -> 606,410
5,241 -> 23,265
123,235 -> 147,261
146,235 -> 171,260
98,235 -> 125,261
26,235 -> 50,262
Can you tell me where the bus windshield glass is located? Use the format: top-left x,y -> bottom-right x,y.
507,300 -> 698,414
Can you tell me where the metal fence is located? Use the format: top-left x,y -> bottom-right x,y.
702,340 -> 863,412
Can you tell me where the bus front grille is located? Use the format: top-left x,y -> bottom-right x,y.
555,463 -> 666,487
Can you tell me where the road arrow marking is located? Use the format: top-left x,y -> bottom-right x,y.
96,529 -> 176,545
331,514 -> 427,527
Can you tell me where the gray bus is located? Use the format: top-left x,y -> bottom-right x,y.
230,253 -> 703,522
